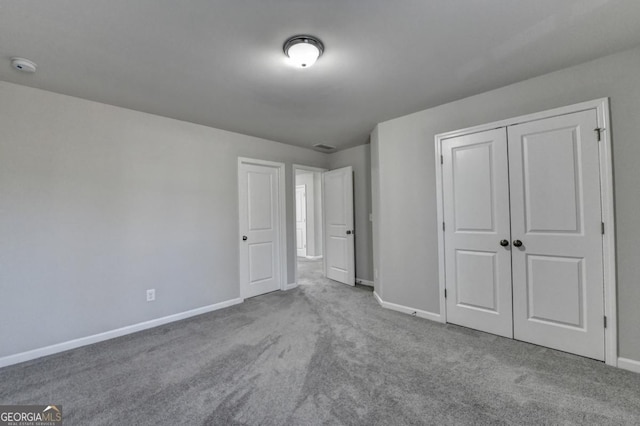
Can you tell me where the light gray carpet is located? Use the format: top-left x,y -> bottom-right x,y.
1,259 -> 639,425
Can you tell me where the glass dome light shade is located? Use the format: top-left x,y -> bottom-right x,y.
283,36 -> 324,68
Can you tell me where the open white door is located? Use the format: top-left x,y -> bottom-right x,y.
238,160 -> 283,299
323,166 -> 355,286
295,185 -> 307,257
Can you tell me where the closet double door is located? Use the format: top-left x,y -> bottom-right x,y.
442,110 -> 605,360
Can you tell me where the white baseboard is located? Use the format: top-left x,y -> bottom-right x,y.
305,255 -> 323,260
618,357 -> 640,374
373,291 -> 443,323
0,297 -> 244,369
356,278 -> 374,287
284,282 -> 298,291
372,294 -> 638,374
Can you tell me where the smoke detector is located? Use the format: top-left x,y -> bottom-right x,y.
11,57 -> 37,73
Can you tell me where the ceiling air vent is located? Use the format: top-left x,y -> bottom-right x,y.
313,143 -> 336,152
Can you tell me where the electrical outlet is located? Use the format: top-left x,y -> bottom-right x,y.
146,289 -> 155,302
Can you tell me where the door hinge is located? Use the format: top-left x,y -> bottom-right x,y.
444,289 -> 447,299
601,222 -> 605,235
595,128 -> 603,142
442,222 -> 445,231
440,155 -> 444,165
604,316 -> 607,328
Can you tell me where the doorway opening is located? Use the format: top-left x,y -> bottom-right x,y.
294,165 -> 326,285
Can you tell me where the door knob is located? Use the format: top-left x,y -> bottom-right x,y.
513,239 -> 523,247
499,239 -> 509,247
346,230 -> 352,235
242,235 -> 248,241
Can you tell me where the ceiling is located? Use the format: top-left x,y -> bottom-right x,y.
2,0 -> 640,151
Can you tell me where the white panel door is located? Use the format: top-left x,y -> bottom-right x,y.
296,184 -> 307,257
442,128 -> 513,338
323,166 -> 355,285
239,163 -> 281,299
508,110 -> 604,360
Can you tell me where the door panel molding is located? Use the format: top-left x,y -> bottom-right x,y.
435,98 -> 617,366
238,157 -> 287,299
508,110 -> 604,360
323,166 -> 356,286
442,128 -> 513,338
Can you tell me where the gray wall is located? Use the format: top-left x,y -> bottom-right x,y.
372,46 -> 640,362
0,81 -> 328,358
329,144 -> 373,282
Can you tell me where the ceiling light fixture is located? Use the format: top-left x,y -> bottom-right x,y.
283,35 -> 324,68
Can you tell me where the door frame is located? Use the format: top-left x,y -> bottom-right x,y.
292,164 -> 328,286
434,98 -> 617,366
238,157 -> 287,298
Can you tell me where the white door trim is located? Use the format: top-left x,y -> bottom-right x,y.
434,98 -> 617,366
238,157 -> 287,297
292,164 -> 328,287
